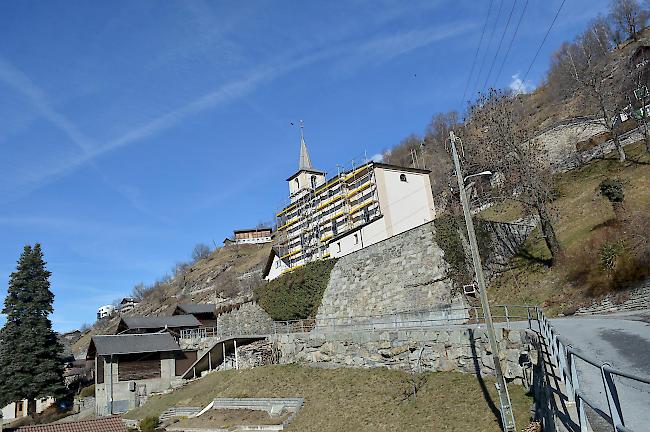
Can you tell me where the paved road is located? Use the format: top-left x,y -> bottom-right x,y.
549,311 -> 650,432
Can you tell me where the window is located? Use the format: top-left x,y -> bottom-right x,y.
275,260 -> 281,268
294,178 -> 300,188
332,220 -> 338,236
363,207 -> 370,223
337,242 -> 341,252
400,173 -> 407,182
311,175 -> 317,189
354,233 -> 359,244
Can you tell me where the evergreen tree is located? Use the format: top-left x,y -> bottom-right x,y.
0,244 -> 65,413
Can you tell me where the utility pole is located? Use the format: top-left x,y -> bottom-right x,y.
449,131 -> 516,432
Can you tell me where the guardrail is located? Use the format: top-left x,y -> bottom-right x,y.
536,307 -> 650,432
179,304 -> 537,340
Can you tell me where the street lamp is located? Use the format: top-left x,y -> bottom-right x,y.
448,131 -> 516,432
464,171 -> 493,183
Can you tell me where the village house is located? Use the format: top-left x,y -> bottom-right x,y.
232,228 -> 273,245
115,315 -> 201,335
172,304 -> 218,327
96,304 -> 115,320
117,297 -> 139,314
14,415 -> 128,432
263,126 -> 435,280
1,398 -> 56,427
87,333 -> 197,415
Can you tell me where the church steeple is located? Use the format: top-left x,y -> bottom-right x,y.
298,120 -> 313,170
287,120 -> 326,200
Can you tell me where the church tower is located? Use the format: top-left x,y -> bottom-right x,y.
287,121 -> 326,202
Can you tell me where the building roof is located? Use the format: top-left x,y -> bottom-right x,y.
88,333 -> 180,358
120,315 -> 201,329
16,416 -> 127,432
175,303 -> 216,315
233,227 -> 272,234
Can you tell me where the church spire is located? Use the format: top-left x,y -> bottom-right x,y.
298,120 -> 313,170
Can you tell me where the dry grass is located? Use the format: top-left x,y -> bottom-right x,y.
124,365 -> 532,432
483,142 -> 650,314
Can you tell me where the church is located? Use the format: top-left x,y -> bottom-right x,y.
263,125 -> 436,280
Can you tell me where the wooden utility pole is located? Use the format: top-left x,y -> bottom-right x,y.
449,131 -> 516,432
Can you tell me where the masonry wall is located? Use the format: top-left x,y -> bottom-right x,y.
317,221 -> 463,325
217,302 -> 274,337
270,327 -> 537,384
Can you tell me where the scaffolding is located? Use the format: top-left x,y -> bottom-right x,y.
273,158 -> 382,274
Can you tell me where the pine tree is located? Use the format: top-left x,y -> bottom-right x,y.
0,244 -> 65,413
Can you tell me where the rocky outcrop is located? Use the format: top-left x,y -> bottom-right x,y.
217,301 -> 274,336
271,327 -> 537,384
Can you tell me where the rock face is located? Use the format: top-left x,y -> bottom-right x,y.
316,222 -> 464,325
270,327 -> 537,384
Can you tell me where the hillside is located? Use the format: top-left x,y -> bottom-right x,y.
71,242 -> 271,357
481,142 -> 650,314
124,365 -> 533,432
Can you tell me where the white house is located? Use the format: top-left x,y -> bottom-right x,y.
2,398 -> 55,426
97,304 -> 116,320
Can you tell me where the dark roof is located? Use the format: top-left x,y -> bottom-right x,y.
16,416 -> 127,432
234,227 -> 272,234
120,315 -> 201,329
89,333 -> 180,357
286,167 -> 327,181
176,303 -> 216,314
372,162 -> 431,175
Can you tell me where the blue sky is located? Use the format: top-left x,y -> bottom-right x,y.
0,0 -> 609,332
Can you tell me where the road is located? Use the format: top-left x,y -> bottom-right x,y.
549,311 -> 650,432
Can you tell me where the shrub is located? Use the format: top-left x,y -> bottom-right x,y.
254,259 -> 337,320
79,384 -> 95,398
139,416 -> 160,432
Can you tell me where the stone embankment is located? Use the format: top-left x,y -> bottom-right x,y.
576,279 -> 650,315
316,221 -> 465,326
271,326 -> 537,384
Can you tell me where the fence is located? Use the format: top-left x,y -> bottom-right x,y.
536,307 -> 650,432
179,304 -> 537,340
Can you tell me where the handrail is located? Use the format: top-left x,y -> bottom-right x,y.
535,307 -> 650,432
179,304 -> 539,340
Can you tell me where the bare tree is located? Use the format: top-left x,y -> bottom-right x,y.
423,111 -> 461,195
553,20 -> 628,161
192,243 -> 212,262
466,89 -> 562,262
609,0 -> 649,42
624,53 -> 650,152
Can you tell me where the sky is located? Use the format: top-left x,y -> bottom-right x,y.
0,0 -> 610,332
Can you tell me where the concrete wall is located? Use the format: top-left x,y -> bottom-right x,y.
270,327 -> 537,384
95,352 -> 177,415
317,221 -> 463,326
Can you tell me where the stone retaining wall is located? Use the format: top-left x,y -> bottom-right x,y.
576,278 -> 650,315
270,327 -> 537,384
316,222 -> 461,325
217,301 -> 274,336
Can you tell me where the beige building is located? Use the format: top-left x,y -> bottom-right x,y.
263,128 -> 435,280
2,398 -> 55,426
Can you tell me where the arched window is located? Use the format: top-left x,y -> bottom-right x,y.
294,178 -> 300,188
400,173 -> 407,182
311,175 -> 317,189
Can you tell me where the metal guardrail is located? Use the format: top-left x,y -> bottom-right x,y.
535,307 -> 650,432
178,304 -> 537,340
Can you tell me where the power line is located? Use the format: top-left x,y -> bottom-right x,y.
522,0 -> 566,83
471,0 -> 504,97
494,0 -> 529,85
482,0 -> 518,92
461,0 -> 495,106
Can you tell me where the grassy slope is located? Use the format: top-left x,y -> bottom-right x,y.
482,143 -> 650,314
125,365 -> 532,432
